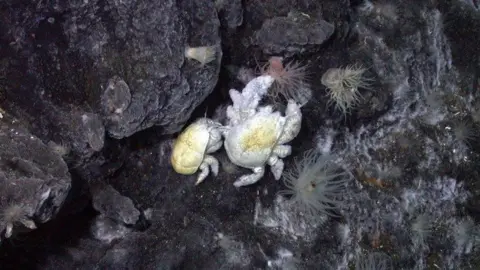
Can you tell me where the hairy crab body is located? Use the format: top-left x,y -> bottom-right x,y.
170,118 -> 223,185
225,108 -> 283,167
224,101 -> 302,187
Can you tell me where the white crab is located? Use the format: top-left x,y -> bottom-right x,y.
170,118 -> 223,185
223,100 -> 302,187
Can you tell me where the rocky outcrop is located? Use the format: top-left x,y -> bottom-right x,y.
0,113 -> 70,241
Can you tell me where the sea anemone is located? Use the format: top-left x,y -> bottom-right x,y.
184,45 -> 217,66
452,218 -> 479,254
260,56 -> 311,106
321,64 -> 372,114
450,119 -> 477,146
278,150 -> 351,217
410,214 -> 433,247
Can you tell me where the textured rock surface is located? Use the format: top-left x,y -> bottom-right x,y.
0,0 -> 221,148
254,13 -> 335,56
216,0 -> 244,31
91,184 -> 140,225
0,113 -> 71,242
1,0 -> 480,270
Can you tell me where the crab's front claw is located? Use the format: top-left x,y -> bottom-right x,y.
286,99 -> 301,116
273,145 -> 291,158
267,155 -> 284,180
195,155 -> 219,185
270,162 -> 284,180
278,101 -> 302,145
233,167 -> 265,187
258,105 -> 274,114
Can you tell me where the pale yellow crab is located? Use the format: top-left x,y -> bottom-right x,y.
223,100 -> 302,187
170,118 -> 223,185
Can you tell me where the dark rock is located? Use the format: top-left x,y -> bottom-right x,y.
90,215 -> 131,243
254,12 -> 335,56
216,0 -> 244,30
96,232 -> 186,270
440,0 -> 480,72
91,184 -> 140,225
0,0 -> 221,149
0,113 -> 70,241
101,76 -> 132,124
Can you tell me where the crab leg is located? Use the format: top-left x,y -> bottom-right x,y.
195,155 -> 219,185
268,155 -> 284,180
273,145 -> 291,158
233,166 -> 265,187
